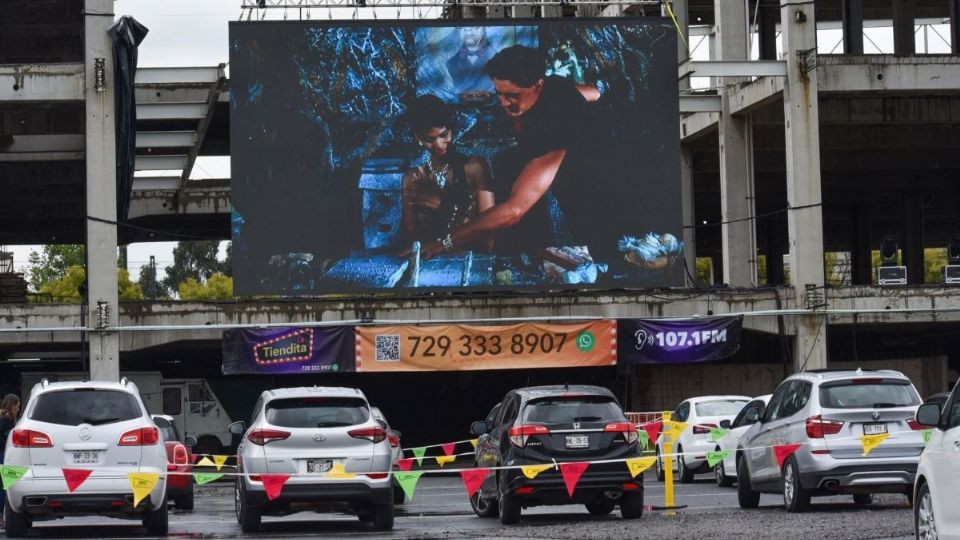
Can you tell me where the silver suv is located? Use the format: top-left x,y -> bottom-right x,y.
3,379 -> 168,537
736,369 -> 925,512
231,387 -> 394,532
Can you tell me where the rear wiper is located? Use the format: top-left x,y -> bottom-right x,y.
316,422 -> 350,427
871,403 -> 897,409
573,416 -> 602,422
81,417 -> 119,425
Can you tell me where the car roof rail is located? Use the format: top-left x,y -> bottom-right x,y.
41,378 -> 49,388
120,376 -> 129,387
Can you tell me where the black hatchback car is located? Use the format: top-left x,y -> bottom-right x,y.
469,385 -> 643,524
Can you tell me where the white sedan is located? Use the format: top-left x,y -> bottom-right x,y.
713,395 -> 771,487
913,381 -> 960,539
655,395 -> 750,483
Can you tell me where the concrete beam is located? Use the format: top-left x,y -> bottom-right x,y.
0,133 -> 85,161
136,102 -> 208,121
136,66 -> 222,86
679,95 -> 722,113
680,60 -> 787,79
0,64 -> 85,102
680,112 -> 720,141
131,176 -> 180,191
136,132 -> 196,148
728,76 -> 785,116
134,155 -> 188,171
817,55 -> 960,92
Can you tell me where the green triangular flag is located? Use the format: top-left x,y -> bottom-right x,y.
193,472 -> 224,485
706,450 -> 729,468
395,471 -> 425,501
709,428 -> 730,443
922,429 -> 933,445
1,465 -> 29,490
636,429 -> 650,448
412,447 -> 426,465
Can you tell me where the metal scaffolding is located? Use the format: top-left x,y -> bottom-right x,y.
239,0 -> 659,8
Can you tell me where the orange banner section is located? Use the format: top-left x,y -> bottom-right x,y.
356,321 -> 616,372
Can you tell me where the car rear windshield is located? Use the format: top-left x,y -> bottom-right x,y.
819,382 -> 920,409
522,396 -> 624,424
31,389 -> 141,426
266,397 -> 369,428
695,400 -> 749,416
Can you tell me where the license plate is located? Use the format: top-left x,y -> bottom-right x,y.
863,423 -> 888,435
306,459 -> 333,473
565,435 -> 589,449
72,450 -> 101,464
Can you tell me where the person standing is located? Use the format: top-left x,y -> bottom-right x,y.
0,393 -> 22,529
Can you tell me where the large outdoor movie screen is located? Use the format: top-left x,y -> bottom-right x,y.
229,19 -> 683,295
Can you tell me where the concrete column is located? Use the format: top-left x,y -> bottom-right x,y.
512,5 -> 536,18
715,0 -> 757,287
952,0 -> 960,55
758,0 -> 778,60
781,0 -> 827,371
680,145 -> 697,285
892,0 -> 915,55
541,3 -> 563,17
85,0 -> 120,382
842,0 -> 864,54
576,4 -> 600,17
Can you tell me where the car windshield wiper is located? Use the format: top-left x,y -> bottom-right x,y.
573,416 -> 602,422
316,422 -> 351,427
871,403 -> 898,409
81,417 -> 119,425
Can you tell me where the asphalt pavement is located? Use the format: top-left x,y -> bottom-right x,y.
6,472 -> 915,540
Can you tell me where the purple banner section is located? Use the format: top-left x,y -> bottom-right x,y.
617,317 -> 742,364
222,326 -> 356,375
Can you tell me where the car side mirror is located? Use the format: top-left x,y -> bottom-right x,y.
228,421 -> 246,436
745,407 -> 762,424
719,419 -> 731,429
470,421 -> 489,436
916,403 -> 941,427
184,436 -> 198,448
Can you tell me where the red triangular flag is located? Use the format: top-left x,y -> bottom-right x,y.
396,458 -> 414,471
62,468 -> 93,493
459,468 -> 489,498
441,442 -> 456,456
559,462 -> 589,497
642,422 -> 662,446
261,474 -> 290,501
773,444 -> 802,467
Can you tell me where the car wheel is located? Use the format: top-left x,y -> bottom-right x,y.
143,496 -> 169,535
620,492 -> 644,520
915,483 -> 937,540
4,500 -> 30,538
715,457 -> 734,487
677,447 -> 695,484
470,491 -> 499,518
585,499 -> 615,515
498,492 -> 521,525
782,457 -> 811,513
655,448 -> 665,482
371,501 -> 394,531
853,493 -> 873,506
736,455 -> 760,509
175,483 -> 195,511
238,482 -> 262,532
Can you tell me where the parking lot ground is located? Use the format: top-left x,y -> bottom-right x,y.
7,473 -> 914,540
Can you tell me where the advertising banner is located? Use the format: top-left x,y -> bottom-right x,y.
617,317 -> 742,364
222,326 -> 356,374
230,19 -> 682,295
355,321 -> 616,372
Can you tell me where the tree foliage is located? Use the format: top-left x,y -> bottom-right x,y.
162,241 -> 228,296
178,272 -> 233,301
39,265 -> 141,303
27,245 -> 85,291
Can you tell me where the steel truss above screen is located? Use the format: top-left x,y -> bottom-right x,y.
241,0 -> 661,8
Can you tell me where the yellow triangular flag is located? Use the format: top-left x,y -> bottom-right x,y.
326,462 -> 356,479
128,472 -> 160,507
435,455 -> 456,467
469,439 -> 478,449
196,456 -> 215,467
664,420 -> 688,436
213,455 -> 229,471
859,433 -> 890,456
625,457 -> 657,478
521,464 -> 552,479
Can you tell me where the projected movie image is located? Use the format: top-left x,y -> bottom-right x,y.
230,19 -> 683,295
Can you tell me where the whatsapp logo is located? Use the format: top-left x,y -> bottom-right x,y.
576,331 -> 595,352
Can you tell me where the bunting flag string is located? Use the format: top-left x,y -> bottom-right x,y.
773,443 -> 802,467
709,428 -> 730,443
521,463 -> 553,479
441,443 -> 456,456
706,450 -> 729,468
395,471 -> 424,501
625,457 -> 656,478
412,447 -> 426,465
1,464 -> 29,490
922,429 -> 933,445
397,458 -> 414,471
435,455 -> 456,467
859,433 -> 890,457
401,438 -> 477,456
213,455 -> 230,471
62,468 -> 93,493
194,472 -> 224,485
460,468 -> 489,498
641,423 -> 661,447
559,462 -> 589,497
469,439 -> 479,449
261,474 -> 291,501
128,472 -> 160,506
196,456 -> 216,467
636,429 -> 650,448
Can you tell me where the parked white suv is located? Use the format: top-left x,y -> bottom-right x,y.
655,395 -> 751,483
232,387 -> 394,532
913,380 -> 960,539
3,379 -> 168,537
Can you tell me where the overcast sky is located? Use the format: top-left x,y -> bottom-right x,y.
4,4 -> 950,282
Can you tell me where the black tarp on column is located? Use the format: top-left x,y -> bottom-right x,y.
108,16 -> 148,221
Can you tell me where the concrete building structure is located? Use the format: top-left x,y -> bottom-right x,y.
3,1 -> 960,424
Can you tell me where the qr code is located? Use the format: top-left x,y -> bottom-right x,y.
375,334 -> 401,362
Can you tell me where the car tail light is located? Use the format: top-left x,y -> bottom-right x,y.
514,486 -> 535,495
364,473 -> 389,479
622,483 -> 640,490
249,475 -> 262,482
805,415 -> 844,438
603,422 -> 639,444
692,423 -> 718,435
907,418 -> 926,431
348,427 -> 388,443
247,429 -> 290,446
118,427 -> 159,446
508,425 -> 550,447
12,429 -> 53,448
173,443 -> 188,465
388,433 -> 400,448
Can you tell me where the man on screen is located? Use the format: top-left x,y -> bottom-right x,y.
407,45 -> 607,260
445,26 -> 496,98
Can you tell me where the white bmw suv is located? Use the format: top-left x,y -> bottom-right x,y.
3,379 -> 168,537
232,386 -> 394,532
